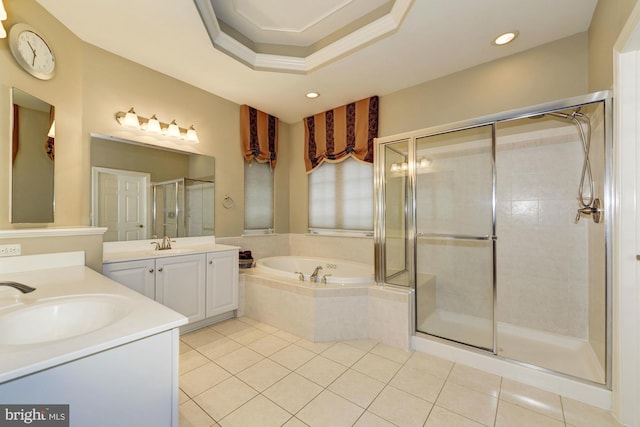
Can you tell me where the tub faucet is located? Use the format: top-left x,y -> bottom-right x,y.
294,271 -> 305,281
310,265 -> 323,282
0,281 -> 36,293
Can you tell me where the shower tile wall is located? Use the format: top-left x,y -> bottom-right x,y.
496,125 -> 589,339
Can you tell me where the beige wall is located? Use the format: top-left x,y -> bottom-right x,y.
588,0 -> 638,91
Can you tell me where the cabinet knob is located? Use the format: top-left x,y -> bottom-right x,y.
158,267 -> 164,272
149,268 -> 154,273
209,260 -> 213,265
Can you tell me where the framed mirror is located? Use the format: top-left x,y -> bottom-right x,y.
11,88 -> 55,223
90,134 -> 215,242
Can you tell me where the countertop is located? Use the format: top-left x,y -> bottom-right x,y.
0,252 -> 187,384
102,237 -> 239,263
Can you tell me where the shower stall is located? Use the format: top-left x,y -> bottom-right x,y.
374,91 -> 611,386
152,177 -> 215,238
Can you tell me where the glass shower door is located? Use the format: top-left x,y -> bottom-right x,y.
414,125 -> 495,350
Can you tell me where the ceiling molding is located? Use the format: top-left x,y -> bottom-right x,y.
193,0 -> 413,74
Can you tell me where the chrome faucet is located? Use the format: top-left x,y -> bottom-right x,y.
160,236 -> 174,250
0,281 -> 36,293
294,271 -> 305,281
310,265 -> 323,282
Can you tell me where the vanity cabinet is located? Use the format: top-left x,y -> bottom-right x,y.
206,250 -> 239,317
103,249 -> 238,325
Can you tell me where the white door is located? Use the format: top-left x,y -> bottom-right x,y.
92,167 -> 149,241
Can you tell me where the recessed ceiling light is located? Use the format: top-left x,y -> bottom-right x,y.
493,31 -> 519,46
306,92 -> 320,99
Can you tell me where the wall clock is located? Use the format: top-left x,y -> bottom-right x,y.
9,23 -> 56,80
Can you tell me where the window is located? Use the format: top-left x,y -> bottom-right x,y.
244,161 -> 274,233
308,157 -> 373,233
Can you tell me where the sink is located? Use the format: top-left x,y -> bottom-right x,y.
0,295 -> 132,345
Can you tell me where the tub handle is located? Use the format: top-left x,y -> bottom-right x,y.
294,271 -> 305,281
321,274 -> 332,284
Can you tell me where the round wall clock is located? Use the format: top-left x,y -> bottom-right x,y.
9,23 -> 56,80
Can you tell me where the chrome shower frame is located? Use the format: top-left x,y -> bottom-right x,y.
374,90 -> 613,389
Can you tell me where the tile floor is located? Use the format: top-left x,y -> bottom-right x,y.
178,317 -> 621,427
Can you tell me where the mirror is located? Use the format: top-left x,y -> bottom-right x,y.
11,88 -> 55,223
90,134 -> 215,242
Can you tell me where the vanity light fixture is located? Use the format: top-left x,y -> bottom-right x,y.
115,108 -> 200,142
493,31 -> 518,46
0,0 -> 8,39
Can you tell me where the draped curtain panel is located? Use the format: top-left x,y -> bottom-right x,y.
240,105 -> 279,169
304,96 -> 379,173
46,105 -> 55,161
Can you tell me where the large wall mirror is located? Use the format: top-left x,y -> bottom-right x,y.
11,88 -> 55,223
90,134 -> 215,242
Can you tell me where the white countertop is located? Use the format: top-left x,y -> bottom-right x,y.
0,252 -> 187,384
102,236 -> 239,263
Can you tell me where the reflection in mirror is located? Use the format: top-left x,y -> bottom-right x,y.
11,88 -> 55,223
90,134 -> 215,242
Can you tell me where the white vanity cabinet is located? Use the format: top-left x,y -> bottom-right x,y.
102,258 -> 155,299
206,250 -> 239,317
103,246 -> 239,326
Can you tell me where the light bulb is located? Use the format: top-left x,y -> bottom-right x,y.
146,114 -> 162,133
166,120 -> 181,138
0,0 -> 7,21
0,21 -> 5,39
120,108 -> 140,129
186,125 -> 199,143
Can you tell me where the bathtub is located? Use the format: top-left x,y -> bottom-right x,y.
255,256 -> 374,284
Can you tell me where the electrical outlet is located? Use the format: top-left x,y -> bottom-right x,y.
0,244 -> 21,257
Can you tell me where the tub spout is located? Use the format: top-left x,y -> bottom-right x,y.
294,271 -> 305,281
310,265 -> 323,282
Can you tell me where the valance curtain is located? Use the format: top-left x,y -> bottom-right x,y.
240,105 -> 279,169
303,96 -> 379,173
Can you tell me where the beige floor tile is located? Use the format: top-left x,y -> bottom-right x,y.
236,316 -> 259,326
182,327 -> 225,348
321,342 -> 367,367
424,406 -> 484,427
297,390 -> 364,427
370,342 -> 413,364
210,318 -> 253,336
180,340 -> 194,354
247,334 -> 290,357
273,329 -> 302,343
436,382 -> 498,426
282,417 -> 309,427
296,338 -> 335,354
198,337 -> 243,360
228,327 -> 268,345
179,400 -> 217,427
180,362 -> 232,397
353,411 -> 396,427
220,395 -> 291,427
343,339 -> 379,352
328,369 -> 386,408
214,347 -> 264,374
448,363 -> 501,397
194,377 -> 258,421
369,385 -> 432,427
263,372 -> 323,414
236,358 -> 290,392
404,352 -> 453,381
351,353 -> 402,383
495,400 -> 564,427
562,397 -> 623,427
253,322 -> 279,334
270,344 -> 316,370
296,355 -> 347,387
180,350 -> 210,375
500,379 -> 563,421
390,364 -> 446,403
178,389 -> 190,405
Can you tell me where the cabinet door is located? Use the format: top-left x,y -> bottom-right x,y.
156,254 -> 206,323
103,259 -> 155,299
206,251 -> 239,317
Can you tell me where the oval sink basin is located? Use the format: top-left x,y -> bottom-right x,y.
0,295 -> 132,345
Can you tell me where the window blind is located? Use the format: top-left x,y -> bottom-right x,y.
244,161 -> 274,231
